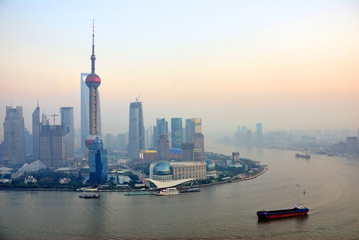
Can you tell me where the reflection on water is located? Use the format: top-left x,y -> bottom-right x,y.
1,145 -> 359,239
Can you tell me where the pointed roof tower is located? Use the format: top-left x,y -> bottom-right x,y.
85,19 -> 101,89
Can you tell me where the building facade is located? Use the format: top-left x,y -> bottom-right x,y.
150,161 -> 207,181
80,73 -> 89,154
157,134 -> 170,161
153,118 -> 168,146
61,107 -> 74,161
128,101 -> 145,160
181,143 -> 194,161
39,124 -> 65,168
171,118 -> 182,149
3,106 -> 25,165
32,105 -> 40,160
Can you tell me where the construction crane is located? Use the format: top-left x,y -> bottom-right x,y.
47,114 -> 59,125
136,92 -> 142,102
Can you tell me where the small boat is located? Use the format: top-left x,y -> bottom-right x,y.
155,188 -> 180,196
295,153 -> 310,159
79,193 -> 100,199
257,203 -> 309,220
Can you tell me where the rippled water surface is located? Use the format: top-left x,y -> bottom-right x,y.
1,145 -> 359,239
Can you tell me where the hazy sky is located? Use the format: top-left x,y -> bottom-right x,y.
1,0 -> 358,141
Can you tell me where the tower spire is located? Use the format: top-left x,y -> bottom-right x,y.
91,19 -> 96,74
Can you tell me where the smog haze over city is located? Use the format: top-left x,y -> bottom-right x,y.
1,0 -> 358,141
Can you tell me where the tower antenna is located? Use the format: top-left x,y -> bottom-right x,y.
136,92 -> 142,102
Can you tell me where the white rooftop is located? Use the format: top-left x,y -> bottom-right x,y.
18,160 -> 47,173
0,167 -> 12,174
146,178 -> 194,189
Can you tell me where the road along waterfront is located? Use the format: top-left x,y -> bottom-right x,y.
1,144 -> 358,239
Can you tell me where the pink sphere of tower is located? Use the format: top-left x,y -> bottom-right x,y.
85,73 -> 101,89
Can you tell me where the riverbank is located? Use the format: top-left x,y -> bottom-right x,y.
0,165 -> 268,192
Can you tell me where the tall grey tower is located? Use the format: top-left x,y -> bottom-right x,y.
81,73 -> 102,154
61,107 -> 74,160
32,104 -> 40,160
84,20 -> 107,184
81,72 -> 89,154
3,106 -> 25,165
128,101 -> 145,160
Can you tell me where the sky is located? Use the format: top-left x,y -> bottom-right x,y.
0,0 -> 358,141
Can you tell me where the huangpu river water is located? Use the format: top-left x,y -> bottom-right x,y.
1,144 -> 359,239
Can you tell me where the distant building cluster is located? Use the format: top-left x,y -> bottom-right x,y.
1,105 -> 75,169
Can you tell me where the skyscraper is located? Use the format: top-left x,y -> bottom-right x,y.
39,123 -> 65,168
171,118 -> 182,149
192,118 -> 202,134
128,101 -> 145,160
256,123 -> 263,144
81,73 -> 89,154
185,119 -> 193,143
32,104 -> 40,160
184,118 -> 204,161
194,133 -> 204,161
84,21 -> 107,184
157,134 -> 169,161
3,106 -> 25,165
153,118 -> 168,146
61,107 -> 74,160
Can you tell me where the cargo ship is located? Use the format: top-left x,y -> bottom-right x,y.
257,203 -> 309,220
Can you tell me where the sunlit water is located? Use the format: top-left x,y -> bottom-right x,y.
1,144 -> 359,239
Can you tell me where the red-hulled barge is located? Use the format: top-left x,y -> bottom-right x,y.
257,203 -> 309,220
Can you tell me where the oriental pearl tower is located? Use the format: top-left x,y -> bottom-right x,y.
85,20 -> 107,184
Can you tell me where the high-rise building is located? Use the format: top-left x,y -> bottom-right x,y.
81,73 -> 89,154
117,133 -> 127,151
3,106 -> 25,165
171,118 -> 182,149
256,123 -> 263,144
192,118 -> 202,134
128,101 -> 145,160
61,107 -> 74,160
157,134 -> 169,161
145,127 -> 153,149
181,143 -> 194,161
32,105 -> 40,160
153,118 -> 168,146
39,123 -> 65,168
84,21 -> 107,184
24,128 -> 32,156
194,133 -> 204,161
185,119 -> 193,143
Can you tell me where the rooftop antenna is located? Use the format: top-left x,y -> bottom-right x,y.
136,92 -> 142,102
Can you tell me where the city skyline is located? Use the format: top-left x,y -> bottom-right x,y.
1,1 -> 358,141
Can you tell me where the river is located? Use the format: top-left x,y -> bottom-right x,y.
1,144 -> 358,239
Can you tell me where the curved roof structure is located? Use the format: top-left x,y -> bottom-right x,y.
18,160 -> 46,173
146,178 -> 194,189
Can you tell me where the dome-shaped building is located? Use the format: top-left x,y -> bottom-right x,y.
152,161 -> 173,181
204,160 -> 217,178
153,161 -> 172,175
204,160 -> 216,171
